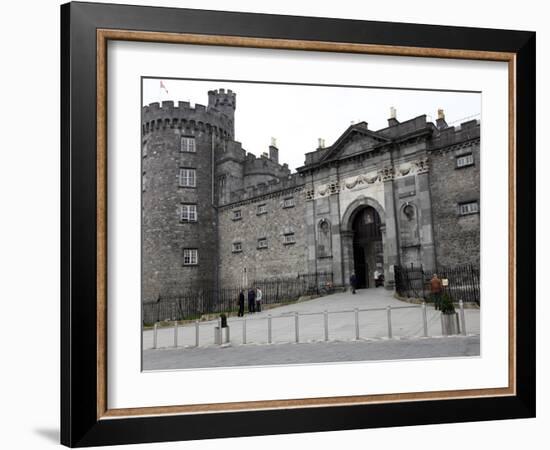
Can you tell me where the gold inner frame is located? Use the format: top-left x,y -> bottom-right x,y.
96,29 -> 516,420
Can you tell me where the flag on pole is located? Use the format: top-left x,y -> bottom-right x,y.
160,80 -> 169,94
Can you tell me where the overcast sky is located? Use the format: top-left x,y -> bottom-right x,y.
143,78 -> 480,171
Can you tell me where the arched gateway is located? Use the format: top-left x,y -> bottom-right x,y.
341,196 -> 387,289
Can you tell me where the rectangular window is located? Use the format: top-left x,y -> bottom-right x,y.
232,210 -> 242,221
179,168 -> 196,187
257,238 -> 268,249
180,136 -> 196,153
283,197 -> 295,208
183,248 -> 198,265
142,172 -> 146,192
257,204 -> 267,215
459,201 -> 479,215
456,153 -> 474,168
142,141 -> 148,158
283,233 -> 296,244
232,242 -> 242,253
180,204 -> 197,222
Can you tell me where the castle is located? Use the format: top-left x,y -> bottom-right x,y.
141,89 -> 480,301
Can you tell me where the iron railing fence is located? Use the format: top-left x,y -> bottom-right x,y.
142,272 -> 333,325
394,264 -> 480,305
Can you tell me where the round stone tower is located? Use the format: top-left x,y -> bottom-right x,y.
141,94 -> 235,301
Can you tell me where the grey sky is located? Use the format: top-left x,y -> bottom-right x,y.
143,78 -> 480,171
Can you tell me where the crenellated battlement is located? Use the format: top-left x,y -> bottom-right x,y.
142,100 -> 234,138
223,172 -> 305,207
243,153 -> 290,178
430,118 -> 480,151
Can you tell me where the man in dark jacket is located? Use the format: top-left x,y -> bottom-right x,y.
237,290 -> 245,317
350,272 -> 357,294
247,288 -> 256,313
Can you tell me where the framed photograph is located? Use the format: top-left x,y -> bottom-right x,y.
61,1 -> 536,447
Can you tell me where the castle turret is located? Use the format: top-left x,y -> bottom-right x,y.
208,89 -> 236,138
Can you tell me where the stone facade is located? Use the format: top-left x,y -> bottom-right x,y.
142,90 -> 480,301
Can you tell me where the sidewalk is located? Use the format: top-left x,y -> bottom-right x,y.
143,288 -> 480,350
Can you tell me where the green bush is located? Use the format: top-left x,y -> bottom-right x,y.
440,291 -> 456,314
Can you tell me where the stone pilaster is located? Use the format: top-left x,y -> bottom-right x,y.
415,157 -> 437,270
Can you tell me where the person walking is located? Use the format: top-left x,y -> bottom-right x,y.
255,287 -> 262,312
349,272 -> 357,294
247,288 -> 256,313
237,290 -> 245,317
430,273 -> 443,310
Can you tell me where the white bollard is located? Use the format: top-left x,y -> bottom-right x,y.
195,320 -> 199,347
324,310 -> 329,342
153,322 -> 158,349
355,308 -> 360,340
459,300 -> 467,336
295,312 -> 299,343
268,315 -> 272,344
386,306 -> 393,339
173,321 -> 178,347
422,302 -> 428,337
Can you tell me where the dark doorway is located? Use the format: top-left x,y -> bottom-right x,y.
352,206 -> 383,288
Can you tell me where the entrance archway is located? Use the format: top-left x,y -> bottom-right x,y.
340,196 -> 387,289
352,206 -> 383,288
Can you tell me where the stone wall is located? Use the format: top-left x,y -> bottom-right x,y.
218,186 -> 308,287
429,140 -> 481,268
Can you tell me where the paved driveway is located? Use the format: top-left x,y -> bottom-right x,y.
143,288 -> 480,350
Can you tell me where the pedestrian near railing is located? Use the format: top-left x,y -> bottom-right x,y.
146,301 -> 470,350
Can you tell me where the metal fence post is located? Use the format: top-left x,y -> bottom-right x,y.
195,320 -> 199,347
324,310 -> 329,341
459,300 -> 467,336
422,302 -> 428,337
153,322 -> 158,349
386,306 -> 393,339
295,312 -> 299,343
268,315 -> 272,344
355,308 -> 360,340
242,319 -> 247,345
173,321 -> 178,347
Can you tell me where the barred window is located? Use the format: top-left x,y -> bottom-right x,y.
456,153 -> 474,168
233,210 -> 242,220
283,197 -> 295,208
257,238 -> 268,249
283,233 -> 296,244
180,204 -> 197,222
179,168 -> 196,187
232,242 -> 242,253
183,248 -> 198,265
257,204 -> 267,215
180,136 -> 196,153
459,201 -> 479,215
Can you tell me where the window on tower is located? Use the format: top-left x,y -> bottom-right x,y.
180,136 -> 196,153
180,204 -> 197,222
179,168 -> 196,187
183,248 -> 198,265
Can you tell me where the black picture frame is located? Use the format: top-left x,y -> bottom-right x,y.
61,1 -> 535,447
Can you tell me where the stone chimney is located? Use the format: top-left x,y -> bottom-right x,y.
388,106 -> 399,127
269,137 -> 279,163
318,138 -> 325,149
436,108 -> 448,130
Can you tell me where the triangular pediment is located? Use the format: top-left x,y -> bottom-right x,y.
319,123 -> 390,163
